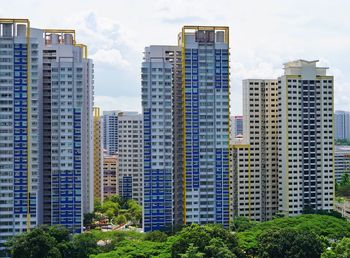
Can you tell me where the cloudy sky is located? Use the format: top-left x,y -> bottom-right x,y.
2,0 -> 349,115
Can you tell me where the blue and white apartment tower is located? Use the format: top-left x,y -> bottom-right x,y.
179,26 -> 230,226
42,30 -> 94,233
0,19 -> 43,251
142,26 -> 230,232
142,45 -> 180,231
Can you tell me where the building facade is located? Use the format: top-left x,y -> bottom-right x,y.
42,30 -> 94,232
0,19 -> 43,250
335,110 -> 350,141
102,110 -> 120,155
179,26 -> 230,226
0,19 -> 94,252
102,154 -> 119,200
230,144 -> 252,219
231,115 -> 243,139
142,45 -> 179,231
335,146 -> 350,182
117,112 -> 143,204
278,60 -> 334,215
142,26 -> 230,231
243,79 -> 279,220
93,107 -> 102,202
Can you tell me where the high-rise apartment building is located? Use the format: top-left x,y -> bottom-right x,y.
230,80 -> 279,221
0,19 -> 94,251
0,19 -> 43,250
42,30 -> 94,232
335,111 -> 350,141
117,112 -> 143,204
102,110 -> 121,155
142,26 -> 230,231
243,79 -> 279,220
231,115 -> 243,138
231,62 -> 335,221
142,45 -> 180,231
93,107 -> 102,202
278,60 -> 334,215
335,146 -> 350,182
230,144 -> 252,219
180,26 -> 230,226
102,154 -> 119,200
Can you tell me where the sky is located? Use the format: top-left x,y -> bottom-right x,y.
1,0 -> 350,115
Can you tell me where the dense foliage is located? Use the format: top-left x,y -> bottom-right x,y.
6,225 -> 99,258
8,214 -> 350,258
237,214 -> 350,255
335,139 -> 350,146
257,228 -> 325,258
336,173 -> 350,198
84,195 -> 142,228
322,237 -> 350,258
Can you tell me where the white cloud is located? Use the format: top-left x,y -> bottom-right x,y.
2,0 -> 350,114
91,49 -> 130,69
94,95 -> 141,113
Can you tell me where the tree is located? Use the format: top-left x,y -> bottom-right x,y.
84,212 -> 95,227
46,225 -> 71,243
90,239 -> 171,258
127,199 -> 142,226
144,230 -> 168,242
322,238 -> 350,258
230,217 -> 257,232
71,233 -> 99,258
238,214 -> 350,255
180,244 -> 204,258
114,215 -> 127,225
93,195 -> 142,226
340,174 -> 350,186
257,228 -> 325,258
171,224 -> 245,258
7,227 -> 61,258
204,238 -> 237,258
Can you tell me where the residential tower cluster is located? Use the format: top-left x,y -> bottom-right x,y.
0,19 -> 342,254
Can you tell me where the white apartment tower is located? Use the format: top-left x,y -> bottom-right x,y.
117,112 -> 143,204
230,144 -> 251,218
230,79 -> 279,221
102,110 -> 121,155
335,146 -> 350,182
278,60 -> 334,215
243,79 -> 279,220
0,19 -> 43,251
334,111 -> 350,141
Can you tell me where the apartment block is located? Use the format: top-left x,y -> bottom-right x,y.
42,30 -> 94,232
142,45 -> 180,231
102,110 -> 121,155
179,26 -> 230,226
231,115 -> 243,139
335,110 -> 350,141
0,19 -> 94,252
93,107 -> 103,202
335,146 -> 350,182
230,144 -> 252,218
142,26 -> 230,231
102,154 -> 119,200
117,112 -> 143,204
278,60 -> 334,215
243,79 -> 279,220
0,19 -> 43,250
